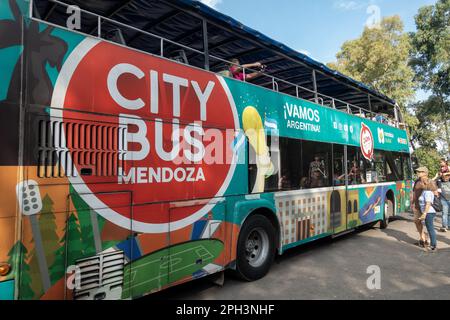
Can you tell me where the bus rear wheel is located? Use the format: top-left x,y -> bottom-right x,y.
235,214 -> 276,281
380,199 -> 394,229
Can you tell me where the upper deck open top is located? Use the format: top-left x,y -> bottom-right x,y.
32,0 -> 403,126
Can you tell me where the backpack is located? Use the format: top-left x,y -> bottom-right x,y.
420,188 -> 443,212
432,194 -> 443,212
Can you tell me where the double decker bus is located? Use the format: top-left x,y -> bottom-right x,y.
0,0 -> 412,300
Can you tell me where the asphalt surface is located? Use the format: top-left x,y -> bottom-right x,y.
145,212 -> 450,300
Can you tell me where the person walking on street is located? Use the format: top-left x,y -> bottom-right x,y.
412,169 -> 426,247
417,167 -> 438,252
438,172 -> 450,232
433,158 -> 449,180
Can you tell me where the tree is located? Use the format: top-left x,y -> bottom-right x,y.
410,0 -> 450,157
413,147 -> 442,178
328,16 -> 415,109
7,241 -> 34,300
411,96 -> 450,152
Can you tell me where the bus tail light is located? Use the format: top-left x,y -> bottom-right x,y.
0,263 -> 11,276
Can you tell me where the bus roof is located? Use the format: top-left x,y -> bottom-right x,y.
34,0 -> 398,114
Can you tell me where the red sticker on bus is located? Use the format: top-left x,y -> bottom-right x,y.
51,38 -> 239,233
360,123 -> 374,161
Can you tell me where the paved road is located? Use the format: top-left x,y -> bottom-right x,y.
146,213 -> 450,300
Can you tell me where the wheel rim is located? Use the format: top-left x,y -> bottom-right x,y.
245,227 -> 269,268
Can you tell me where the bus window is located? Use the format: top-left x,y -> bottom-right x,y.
333,144 -> 345,186
279,137 -> 302,190
302,140 -> 332,189
402,154 -> 413,180
248,134 -> 280,193
385,151 -> 403,181
373,151 -> 387,183
278,138 -> 332,190
347,146 -> 367,185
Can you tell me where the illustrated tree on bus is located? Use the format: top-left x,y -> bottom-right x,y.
49,213 -> 84,283
28,242 -> 44,299
7,241 -> 34,300
70,186 -> 98,256
39,195 -> 61,267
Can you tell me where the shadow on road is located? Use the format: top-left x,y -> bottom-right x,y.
142,219 -> 450,300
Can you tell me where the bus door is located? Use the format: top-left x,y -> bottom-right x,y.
331,144 -> 348,233
66,191 -> 132,301
168,197 -> 226,287
165,124 -> 230,286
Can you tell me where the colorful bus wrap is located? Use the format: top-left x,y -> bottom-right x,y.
0,0 -> 412,300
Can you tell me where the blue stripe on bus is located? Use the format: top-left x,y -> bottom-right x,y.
191,220 -> 208,240
116,237 -> 142,262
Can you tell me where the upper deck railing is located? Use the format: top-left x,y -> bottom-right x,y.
29,0 -> 406,130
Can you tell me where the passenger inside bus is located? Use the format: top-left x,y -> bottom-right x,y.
278,175 -> 291,190
333,173 -> 346,186
229,58 -> 266,81
309,155 -> 326,188
348,160 -> 362,185
299,177 -> 310,189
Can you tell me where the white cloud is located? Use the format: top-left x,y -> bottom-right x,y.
334,0 -> 364,11
199,0 -> 222,9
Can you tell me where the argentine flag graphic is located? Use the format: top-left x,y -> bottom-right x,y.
264,117 -> 278,132
232,131 -> 246,164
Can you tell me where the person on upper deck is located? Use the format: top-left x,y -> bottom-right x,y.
229,58 -> 265,81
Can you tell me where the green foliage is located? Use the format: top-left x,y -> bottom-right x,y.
413,147 -> 442,177
410,0 -> 450,98
411,96 -> 450,151
328,16 -> 415,108
329,6 -> 449,166
410,0 -> 450,156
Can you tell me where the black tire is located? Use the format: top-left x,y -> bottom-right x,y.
380,198 -> 394,229
235,214 -> 276,281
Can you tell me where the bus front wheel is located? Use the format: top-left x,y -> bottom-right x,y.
380,199 -> 394,229
235,214 -> 276,281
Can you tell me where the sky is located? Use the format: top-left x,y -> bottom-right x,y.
199,0 -> 437,101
